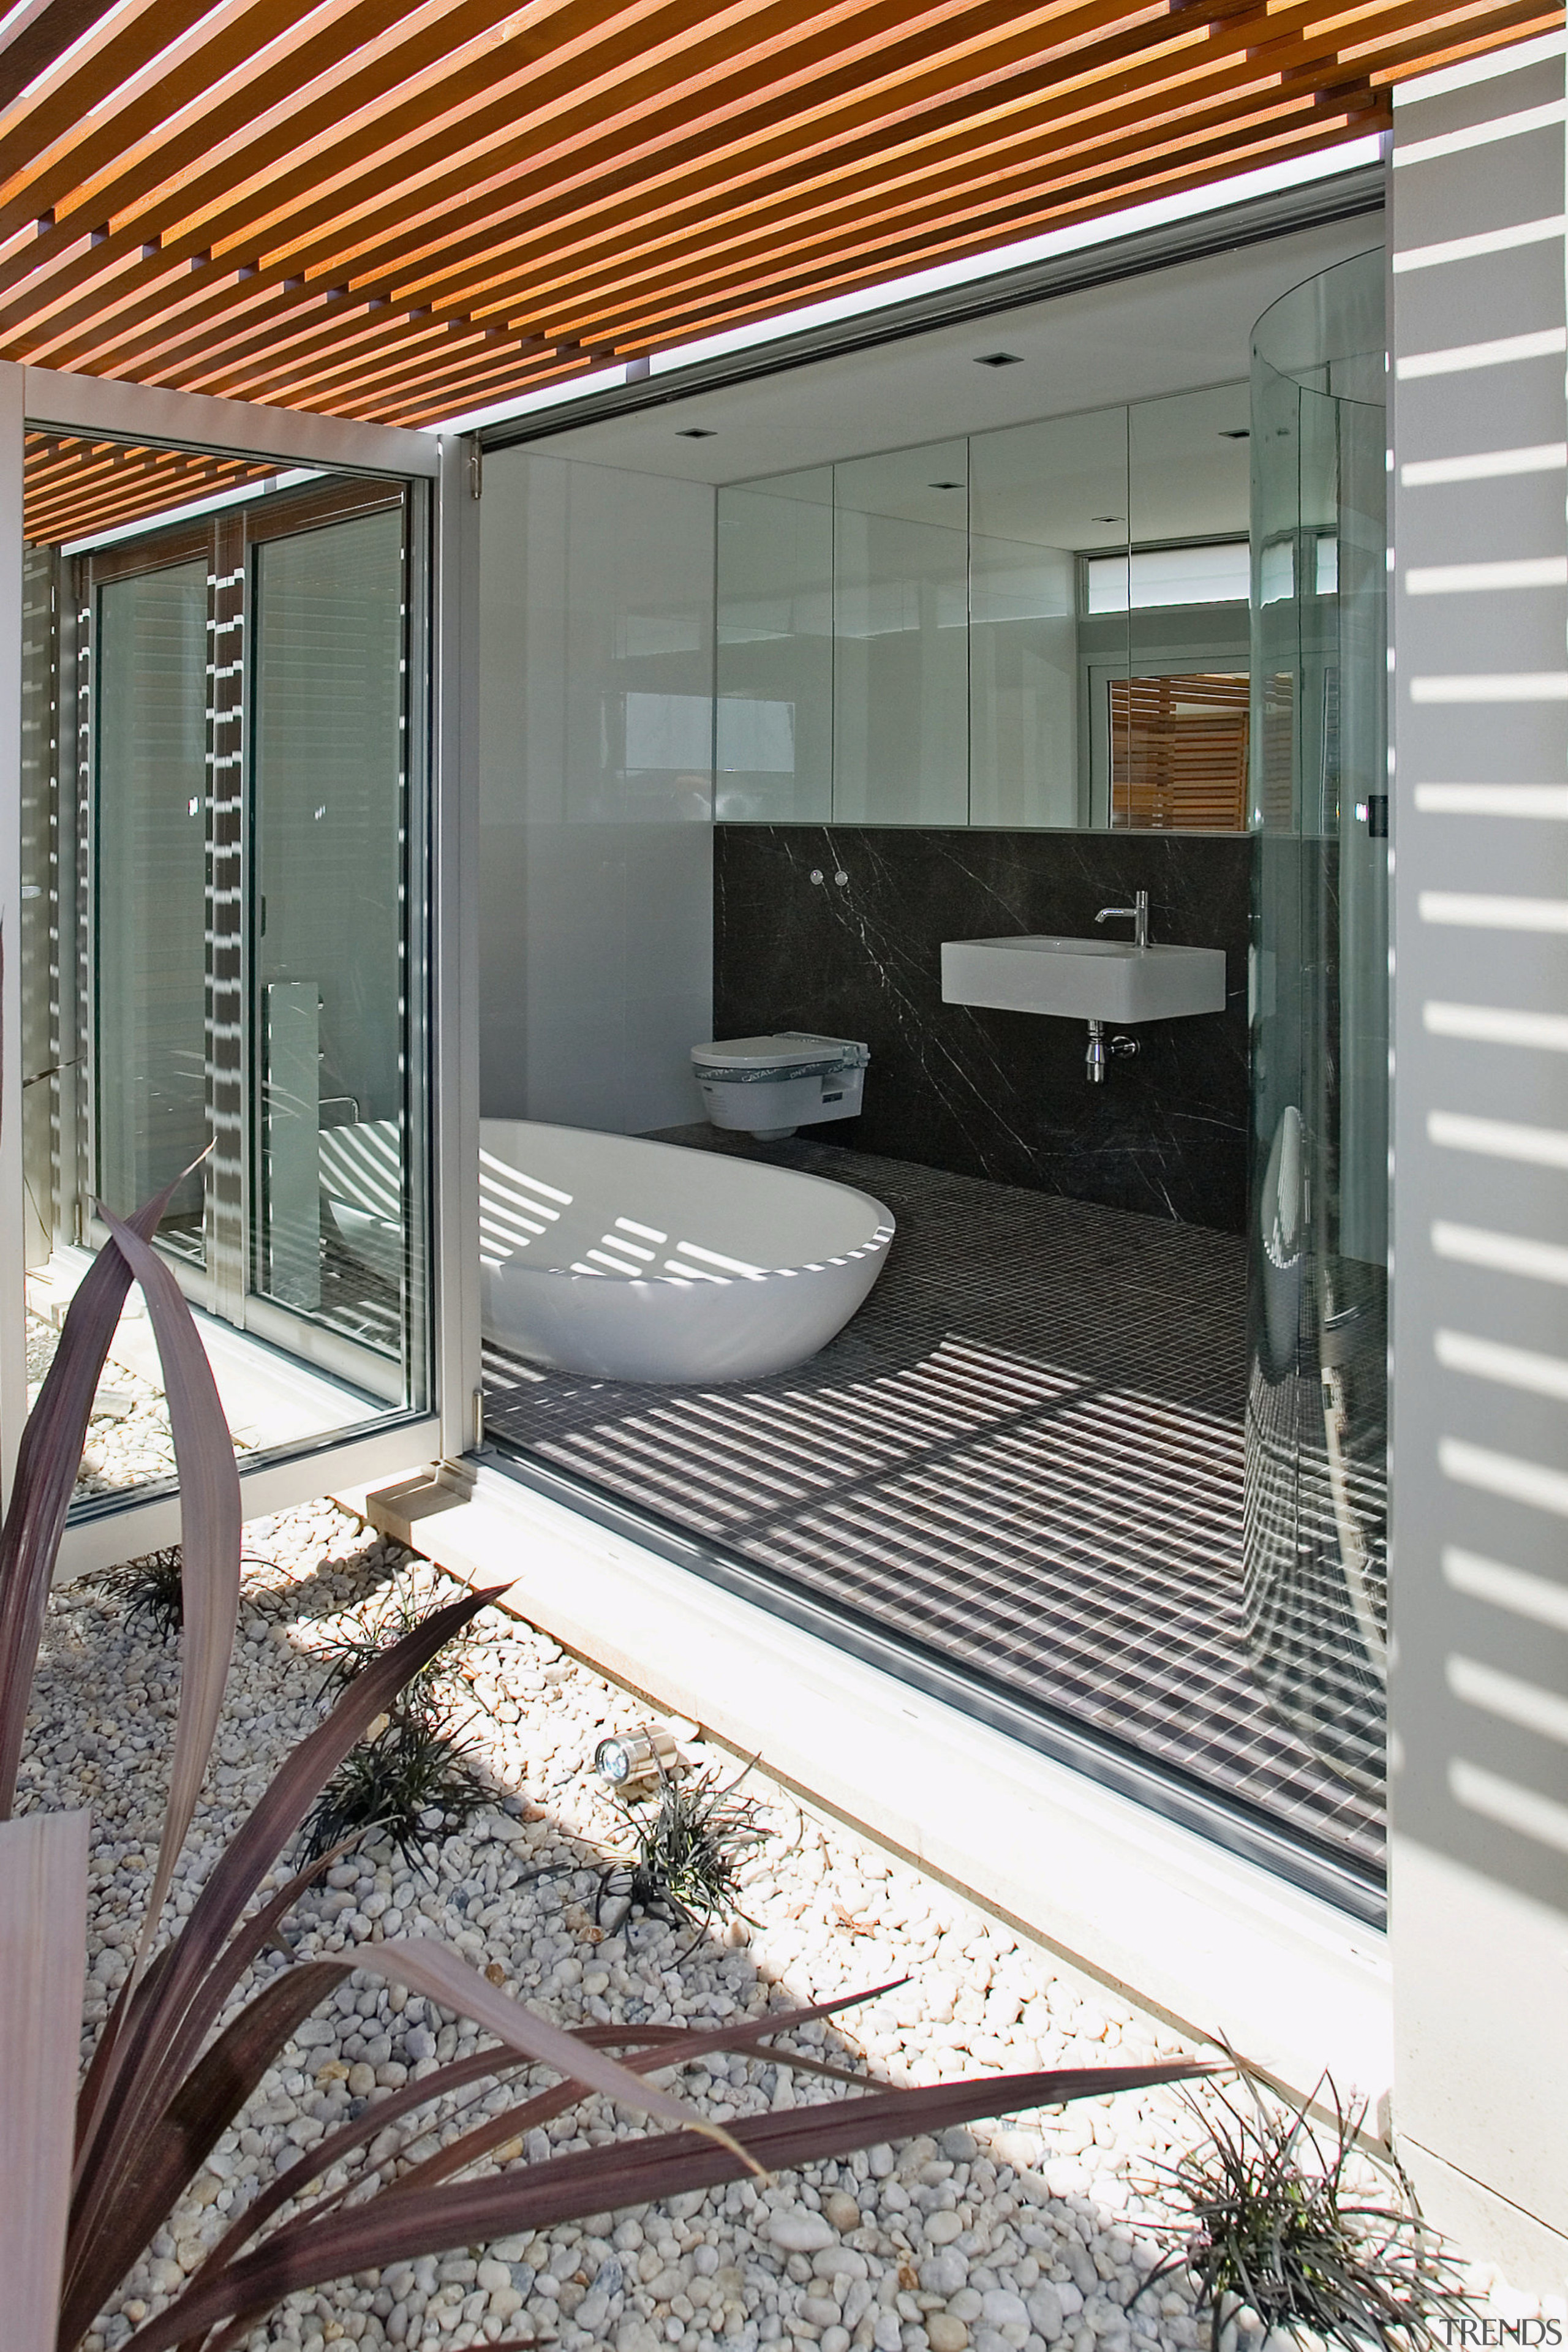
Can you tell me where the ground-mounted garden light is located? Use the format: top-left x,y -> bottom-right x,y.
594,1724 -> 681,1793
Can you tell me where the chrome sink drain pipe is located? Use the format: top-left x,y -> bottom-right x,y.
1085,1020 -> 1139,1082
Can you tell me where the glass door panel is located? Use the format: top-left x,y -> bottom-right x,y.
252,502 -> 413,1381
21,432 -> 431,1506
95,554 -> 209,1259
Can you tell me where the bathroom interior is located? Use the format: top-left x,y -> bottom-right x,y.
473,205 -> 1390,1919
15,184 -> 1390,1927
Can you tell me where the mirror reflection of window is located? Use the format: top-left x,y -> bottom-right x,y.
1120,383 -> 1252,834
717,378 -> 1255,830
1088,540 -> 1250,612
1109,672 -> 1250,830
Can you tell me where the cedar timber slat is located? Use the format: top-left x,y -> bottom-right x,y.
0,0 -> 1544,453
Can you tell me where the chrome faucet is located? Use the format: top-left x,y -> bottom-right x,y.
1095,888 -> 1150,949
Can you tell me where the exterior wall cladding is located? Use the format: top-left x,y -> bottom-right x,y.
1385,36 -> 1568,2283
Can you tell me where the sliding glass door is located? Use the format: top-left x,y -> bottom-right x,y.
24,442 -> 431,1500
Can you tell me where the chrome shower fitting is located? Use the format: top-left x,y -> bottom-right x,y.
1085,1020 -> 1139,1083
1095,888 -> 1151,948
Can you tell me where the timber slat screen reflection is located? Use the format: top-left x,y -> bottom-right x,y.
23,434 -> 285,547
1109,673 -> 1250,831
0,0 -> 1548,426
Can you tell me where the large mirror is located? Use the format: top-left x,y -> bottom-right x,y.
715,381 -> 1252,829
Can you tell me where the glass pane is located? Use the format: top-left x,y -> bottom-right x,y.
95,556 -> 209,1256
1245,252 -> 1388,1801
970,406 -> 1128,827
20,435 -> 431,1509
715,468 -> 832,822
253,506 -> 412,1368
833,439 -> 968,823
1121,384 -> 1251,832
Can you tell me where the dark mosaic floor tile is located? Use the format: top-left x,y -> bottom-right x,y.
483,1133 -> 1383,1880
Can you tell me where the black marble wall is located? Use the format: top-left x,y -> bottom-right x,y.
713,824 -> 1253,1232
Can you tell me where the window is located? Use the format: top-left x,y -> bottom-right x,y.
1086,540 -> 1250,613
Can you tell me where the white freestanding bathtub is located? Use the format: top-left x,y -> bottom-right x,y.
479,1119 -> 894,1383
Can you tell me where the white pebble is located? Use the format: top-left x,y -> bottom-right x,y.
766,2212 -> 835,2253
34,1491 -> 1504,2352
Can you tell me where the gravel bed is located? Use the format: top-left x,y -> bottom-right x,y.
28,1307 -> 180,1496
20,1501 -> 1531,2352
28,1306 -> 263,1499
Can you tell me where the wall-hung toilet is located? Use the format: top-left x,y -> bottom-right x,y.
692,1032 -> 870,1140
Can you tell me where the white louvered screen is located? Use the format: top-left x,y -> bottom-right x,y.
1389,30 -> 1568,2259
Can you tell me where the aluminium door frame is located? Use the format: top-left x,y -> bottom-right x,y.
0,363 -> 482,1555
77,474 -> 420,1402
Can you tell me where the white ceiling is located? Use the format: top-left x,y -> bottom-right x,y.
523,214 -> 1380,492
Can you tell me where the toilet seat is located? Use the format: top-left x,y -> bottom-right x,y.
691,1031 -> 869,1083
690,1033 -> 870,1139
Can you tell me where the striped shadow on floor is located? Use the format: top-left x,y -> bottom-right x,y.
482,1135 -> 1383,1884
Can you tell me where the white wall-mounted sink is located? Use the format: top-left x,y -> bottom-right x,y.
941,935 -> 1227,1024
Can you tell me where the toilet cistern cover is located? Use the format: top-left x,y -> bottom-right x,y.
691,1032 -> 870,1082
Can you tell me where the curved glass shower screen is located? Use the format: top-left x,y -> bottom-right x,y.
1245,251 -> 1388,1806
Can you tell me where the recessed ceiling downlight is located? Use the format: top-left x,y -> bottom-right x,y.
974,351 -> 1023,367
677,426 -> 716,437
929,480 -> 963,489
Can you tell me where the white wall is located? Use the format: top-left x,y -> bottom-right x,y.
479,449 -> 714,1135
1388,32 -> 1568,2288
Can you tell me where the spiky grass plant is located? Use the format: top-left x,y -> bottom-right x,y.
301,1709 -> 491,1869
1146,2066 -> 1471,2352
302,1595 -> 498,1869
598,1757 -> 769,1948
83,1545 -> 186,1640
314,1591 -> 475,1714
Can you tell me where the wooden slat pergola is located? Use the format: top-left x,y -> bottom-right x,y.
0,0 -> 1550,437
